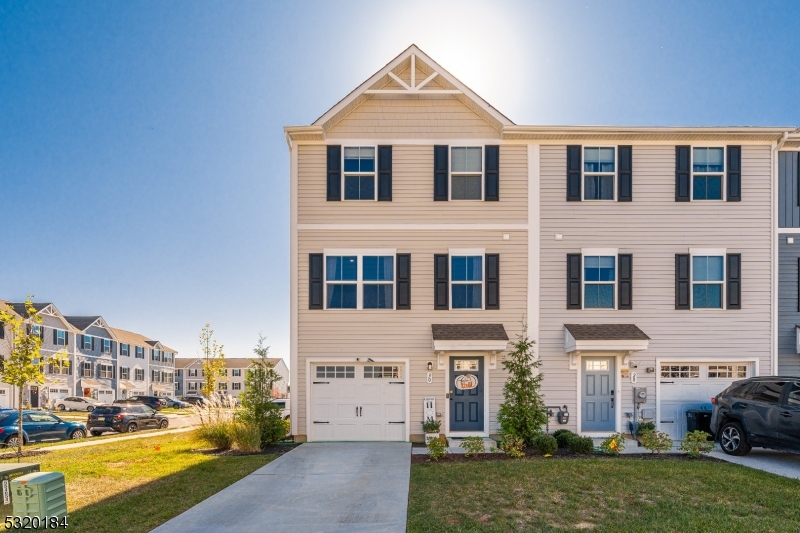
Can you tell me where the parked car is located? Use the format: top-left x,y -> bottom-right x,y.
113,395 -> 168,411
272,399 -> 290,420
711,377 -> 800,456
87,404 -> 169,435
163,397 -> 190,409
0,410 -> 87,447
55,396 -> 102,412
179,395 -> 209,407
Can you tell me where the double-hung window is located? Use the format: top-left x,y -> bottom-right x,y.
188,382 -> 198,391
120,367 -> 130,380
81,362 -> 92,377
692,147 -> 724,200
152,349 -> 160,362
120,343 -> 129,356
56,330 -> 66,346
343,147 -> 375,200
189,368 -> 198,377
102,339 -> 111,354
152,369 -> 160,382
232,382 -> 242,390
451,255 -> 483,309
135,346 -> 144,358
82,335 -> 92,350
135,368 -> 144,381
692,254 -> 724,309
583,255 -> 616,309
583,147 -> 615,200
218,382 -> 227,391
325,252 -> 395,310
450,147 -> 482,200
100,364 -> 113,379
232,369 -> 241,377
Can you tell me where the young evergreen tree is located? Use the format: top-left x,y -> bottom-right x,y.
497,326 -> 547,446
238,335 -> 285,446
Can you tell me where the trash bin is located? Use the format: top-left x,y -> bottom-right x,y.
686,409 -> 712,434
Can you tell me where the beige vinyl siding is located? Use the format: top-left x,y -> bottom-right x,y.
295,229 -> 528,438
297,144 -> 527,224
539,144 -> 772,431
326,96 -> 500,139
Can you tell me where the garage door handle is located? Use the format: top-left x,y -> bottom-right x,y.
389,382 -> 404,384
388,421 -> 404,424
660,421 -> 674,424
313,381 -> 330,384
313,421 -> 329,424
660,381 -> 674,384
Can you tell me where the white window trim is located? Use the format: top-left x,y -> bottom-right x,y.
322,248 -> 397,311
120,343 -> 129,356
81,362 -> 92,377
690,145 -> 726,202
581,248 -> 618,310
83,335 -> 92,350
232,382 -> 242,390
581,145 -> 617,202
449,145 -> 485,201
689,248 -> 726,310
342,145 -> 378,201
448,247 -> 486,310
135,369 -> 145,381
99,364 -> 113,379
56,330 -> 66,346
103,339 -> 111,354
120,367 -> 130,380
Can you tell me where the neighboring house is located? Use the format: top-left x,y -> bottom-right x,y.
175,358 -> 201,397
109,328 -> 154,398
64,316 -> 118,404
285,44 -> 798,443
147,341 -> 176,398
777,149 -> 800,375
175,357 -> 289,400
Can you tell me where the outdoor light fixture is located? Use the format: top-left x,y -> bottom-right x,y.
427,361 -> 433,371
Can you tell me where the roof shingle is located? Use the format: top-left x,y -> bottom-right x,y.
64,316 -> 102,331
431,324 -> 509,341
564,324 -> 650,341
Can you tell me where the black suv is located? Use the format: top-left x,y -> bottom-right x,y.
113,395 -> 168,411
711,377 -> 800,456
87,405 -> 170,435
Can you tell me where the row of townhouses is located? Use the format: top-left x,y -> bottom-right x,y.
0,301 -> 177,408
285,45 -> 800,443
174,357 -> 290,400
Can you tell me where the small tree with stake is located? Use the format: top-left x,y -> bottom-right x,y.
0,299 -> 69,458
199,324 -> 226,399
238,335 -> 285,446
497,325 -> 547,446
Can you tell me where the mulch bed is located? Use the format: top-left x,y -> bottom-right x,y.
411,447 -> 724,464
202,442 -> 300,457
0,450 -> 50,460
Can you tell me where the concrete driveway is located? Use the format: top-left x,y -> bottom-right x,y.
711,447 -> 800,479
151,442 -> 412,533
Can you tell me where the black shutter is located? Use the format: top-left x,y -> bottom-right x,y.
53,328 -> 58,344
727,146 -> 741,202
675,146 -> 691,202
396,254 -> 411,310
326,145 -> 341,201
434,254 -> 449,310
434,145 -> 448,201
618,145 -> 632,202
567,145 -> 581,201
675,254 -> 690,309
618,254 -> 632,309
485,145 -> 499,201
378,145 -> 392,201
0,322 -> 4,339
798,258 -> 800,312
309,253 -> 323,310
91,336 -> 95,351
485,254 -> 500,309
567,253 -> 582,309
727,253 -> 741,309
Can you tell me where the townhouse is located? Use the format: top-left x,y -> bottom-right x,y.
174,357 -> 290,400
285,45 -> 800,443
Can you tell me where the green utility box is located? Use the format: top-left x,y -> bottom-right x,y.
0,463 -> 40,518
10,472 -> 67,521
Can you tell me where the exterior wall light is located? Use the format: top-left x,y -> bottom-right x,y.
427,361 -> 433,371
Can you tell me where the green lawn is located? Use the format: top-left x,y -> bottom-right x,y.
1,432 -> 274,533
408,457 -> 800,532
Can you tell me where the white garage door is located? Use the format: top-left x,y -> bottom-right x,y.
311,364 -> 405,441
97,390 -> 115,403
0,389 -> 9,408
48,388 -> 70,401
660,362 -> 751,440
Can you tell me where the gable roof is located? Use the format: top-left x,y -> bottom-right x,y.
64,316 -> 103,332
109,327 -> 153,347
10,302 -> 51,317
174,358 -> 200,369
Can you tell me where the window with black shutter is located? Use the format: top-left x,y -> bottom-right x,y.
567,254 -> 582,309
485,146 -> 499,201
675,254 -> 690,309
326,145 -> 342,201
434,146 -> 449,201
377,145 -> 392,201
567,146 -> 581,201
727,254 -> 741,309
396,254 -> 411,310
727,146 -> 741,202
485,254 -> 499,309
309,253 -> 323,309
618,254 -> 632,309
675,146 -> 691,202
434,254 -> 449,309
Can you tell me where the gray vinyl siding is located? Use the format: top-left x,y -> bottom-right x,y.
778,238 -> 800,375
539,144 -> 773,432
778,151 -> 800,228
75,325 -> 116,395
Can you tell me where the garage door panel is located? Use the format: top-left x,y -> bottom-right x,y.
336,404 -> 359,419
385,404 -> 404,419
385,424 -> 405,441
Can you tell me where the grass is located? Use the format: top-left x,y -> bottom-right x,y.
0,432 -> 274,533
408,457 -> 800,532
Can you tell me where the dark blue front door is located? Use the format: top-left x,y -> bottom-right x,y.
450,357 -> 483,432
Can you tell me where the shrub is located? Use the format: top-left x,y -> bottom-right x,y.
459,436 -> 485,457
553,429 -> 577,449
600,433 -> 625,455
497,329 -> 547,446
533,434 -> 558,456
640,430 -> 673,454
500,434 -> 525,458
195,420 -> 234,450
568,436 -> 595,455
230,421 -> 262,453
427,437 -> 448,461
635,421 -> 656,436
422,417 -> 441,434
680,430 -> 714,457
191,395 -> 236,450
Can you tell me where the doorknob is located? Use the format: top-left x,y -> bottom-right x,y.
448,390 -> 453,400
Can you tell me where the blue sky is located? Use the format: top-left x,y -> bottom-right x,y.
1,1 -> 799,363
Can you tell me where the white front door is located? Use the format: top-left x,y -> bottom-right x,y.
311,363 -> 405,441
660,362 -> 751,440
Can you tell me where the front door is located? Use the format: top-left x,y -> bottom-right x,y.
450,357 -> 484,432
582,356 -> 615,431
29,386 -> 39,408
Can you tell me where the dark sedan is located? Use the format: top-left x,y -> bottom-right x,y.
179,395 -> 209,407
87,405 -> 169,435
0,411 -> 87,447
113,395 -> 168,411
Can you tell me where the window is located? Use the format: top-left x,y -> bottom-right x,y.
661,365 -> 700,378
152,370 -> 160,382
120,343 -> 129,356
583,147 -> 615,200
586,360 -> 609,371
81,362 -> 92,377
752,382 -> 785,404
708,365 -> 747,379
692,255 -> 724,309
188,382 -> 198,391
56,330 -> 66,346
454,360 -> 479,371
32,325 -> 41,337
315,366 -> 355,379
218,382 -> 228,390
232,369 -> 241,377
584,256 -> 615,309
450,147 -> 482,200
451,255 -> 482,309
189,369 -> 198,377
83,335 -> 92,350
99,364 -> 113,379
163,352 -> 172,363
163,372 -> 173,384
232,382 -> 241,391
343,147 -> 375,200
325,254 -> 395,310
102,339 -> 111,353
120,367 -> 130,380
787,382 -> 800,406
135,368 -> 144,381
152,349 -> 160,362
135,346 -> 144,359
692,147 -> 724,200
364,365 -> 401,378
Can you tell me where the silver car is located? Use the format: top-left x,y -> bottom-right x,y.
56,396 -> 102,412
